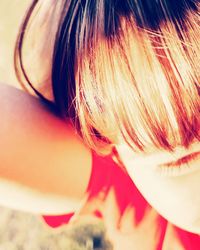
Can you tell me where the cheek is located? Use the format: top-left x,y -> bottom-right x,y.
126,165 -> 200,234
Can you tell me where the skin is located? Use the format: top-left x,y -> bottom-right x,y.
116,142 -> 200,235
0,83 -> 92,214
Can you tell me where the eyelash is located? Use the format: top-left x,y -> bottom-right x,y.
157,155 -> 198,177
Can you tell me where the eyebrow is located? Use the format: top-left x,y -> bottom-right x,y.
161,151 -> 200,167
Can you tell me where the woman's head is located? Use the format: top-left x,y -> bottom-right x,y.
15,0 -> 199,154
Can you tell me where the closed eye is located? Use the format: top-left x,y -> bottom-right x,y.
160,151 -> 200,168
156,151 -> 200,177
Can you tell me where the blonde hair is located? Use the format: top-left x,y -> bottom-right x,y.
15,0 -> 200,155
76,8 -> 199,155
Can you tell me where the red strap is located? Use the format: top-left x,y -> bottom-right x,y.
42,213 -> 75,228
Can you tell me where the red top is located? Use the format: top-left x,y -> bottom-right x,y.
42,151 -> 200,250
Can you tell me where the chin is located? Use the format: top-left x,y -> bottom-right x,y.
168,218 -> 200,235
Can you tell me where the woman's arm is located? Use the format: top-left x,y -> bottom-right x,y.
0,83 -> 92,214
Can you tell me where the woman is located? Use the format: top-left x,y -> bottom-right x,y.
0,0 -> 199,249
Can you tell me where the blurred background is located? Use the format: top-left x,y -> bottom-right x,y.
0,1 -> 111,249
0,0 -> 28,88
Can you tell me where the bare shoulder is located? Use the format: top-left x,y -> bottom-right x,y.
0,83 -> 92,214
